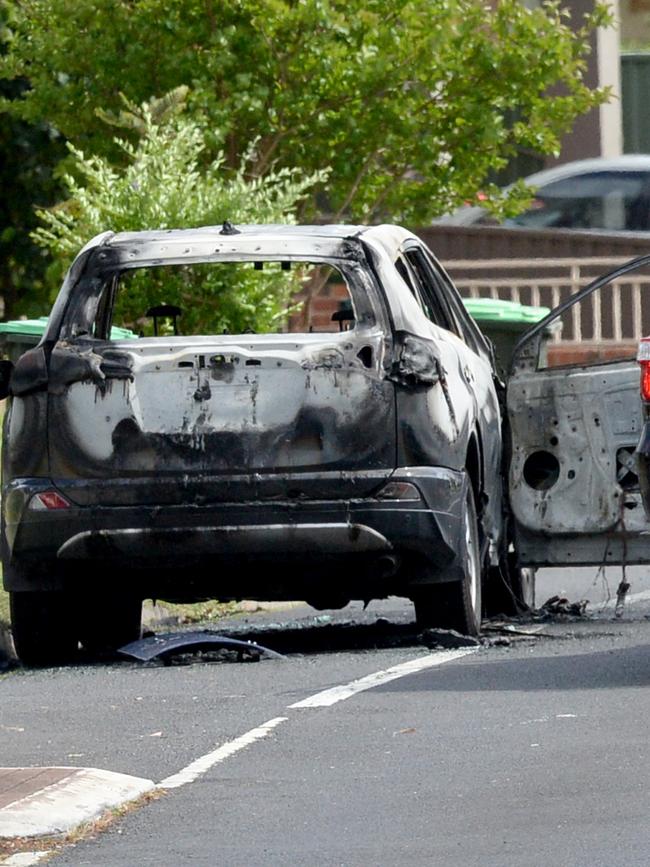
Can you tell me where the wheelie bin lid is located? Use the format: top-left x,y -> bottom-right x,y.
0,317 -> 136,340
462,297 -> 551,332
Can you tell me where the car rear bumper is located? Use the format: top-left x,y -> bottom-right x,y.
2,467 -> 467,596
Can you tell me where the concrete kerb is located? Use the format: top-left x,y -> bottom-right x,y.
235,600 -> 305,614
0,768 -> 154,839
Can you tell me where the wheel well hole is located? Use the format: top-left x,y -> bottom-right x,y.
523,451 -> 560,490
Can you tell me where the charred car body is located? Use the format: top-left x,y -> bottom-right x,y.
3,224 -> 648,665
1,224 -> 508,663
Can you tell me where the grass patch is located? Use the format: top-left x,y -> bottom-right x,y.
161,599 -> 240,624
0,585 -> 9,630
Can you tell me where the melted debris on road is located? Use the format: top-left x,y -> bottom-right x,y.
119,631 -> 287,664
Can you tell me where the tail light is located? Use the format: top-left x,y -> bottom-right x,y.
390,333 -> 440,388
638,338 -> 650,401
28,490 -> 71,511
377,481 -> 421,501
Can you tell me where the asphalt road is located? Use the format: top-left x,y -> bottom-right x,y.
3,567 -> 650,866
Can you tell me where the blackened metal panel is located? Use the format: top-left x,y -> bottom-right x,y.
2,394 -> 49,481
47,332 -> 397,499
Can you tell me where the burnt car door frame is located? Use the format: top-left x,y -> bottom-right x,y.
506,253 -> 650,568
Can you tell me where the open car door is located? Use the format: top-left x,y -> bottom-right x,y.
507,255 -> 650,567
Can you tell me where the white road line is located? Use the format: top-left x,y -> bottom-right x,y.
0,649 -> 476,844
156,650 -> 475,790
288,649 -> 477,708
157,716 -> 288,790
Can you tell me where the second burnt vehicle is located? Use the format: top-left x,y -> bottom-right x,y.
2,224 -> 649,666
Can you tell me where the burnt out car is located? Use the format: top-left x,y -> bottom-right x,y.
3,225 -> 648,666
1,224 -> 512,664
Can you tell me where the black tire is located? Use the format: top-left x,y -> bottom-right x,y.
10,590 -> 79,667
78,594 -> 142,656
412,485 -> 482,636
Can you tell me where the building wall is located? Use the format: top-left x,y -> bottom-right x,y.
546,0 -> 622,165
620,0 -> 650,46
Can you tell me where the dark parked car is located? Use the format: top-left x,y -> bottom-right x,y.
2,225 -> 647,665
437,156 -> 650,233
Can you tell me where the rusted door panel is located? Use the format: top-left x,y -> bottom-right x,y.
47,332 -> 396,501
508,359 -> 650,565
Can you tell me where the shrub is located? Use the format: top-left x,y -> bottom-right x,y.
33,93 -> 327,333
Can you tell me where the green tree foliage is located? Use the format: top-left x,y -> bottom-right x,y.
0,83 -> 64,319
2,0 -> 611,223
0,4 -> 66,320
33,100 -> 327,333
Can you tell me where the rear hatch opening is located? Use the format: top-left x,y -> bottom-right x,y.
47,256 -> 398,501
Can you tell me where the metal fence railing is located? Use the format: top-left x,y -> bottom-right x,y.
444,257 -> 650,344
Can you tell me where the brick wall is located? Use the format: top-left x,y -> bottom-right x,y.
546,341 -> 638,367
289,281 -> 351,333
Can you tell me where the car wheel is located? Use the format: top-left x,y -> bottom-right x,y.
10,590 -> 79,667
412,485 -> 482,636
78,594 -> 142,656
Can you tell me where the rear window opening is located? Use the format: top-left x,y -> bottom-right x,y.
91,261 -> 357,340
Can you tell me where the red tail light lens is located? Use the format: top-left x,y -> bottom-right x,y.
638,338 -> 650,401
377,481 -> 420,501
641,362 -> 650,402
28,491 -> 71,511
